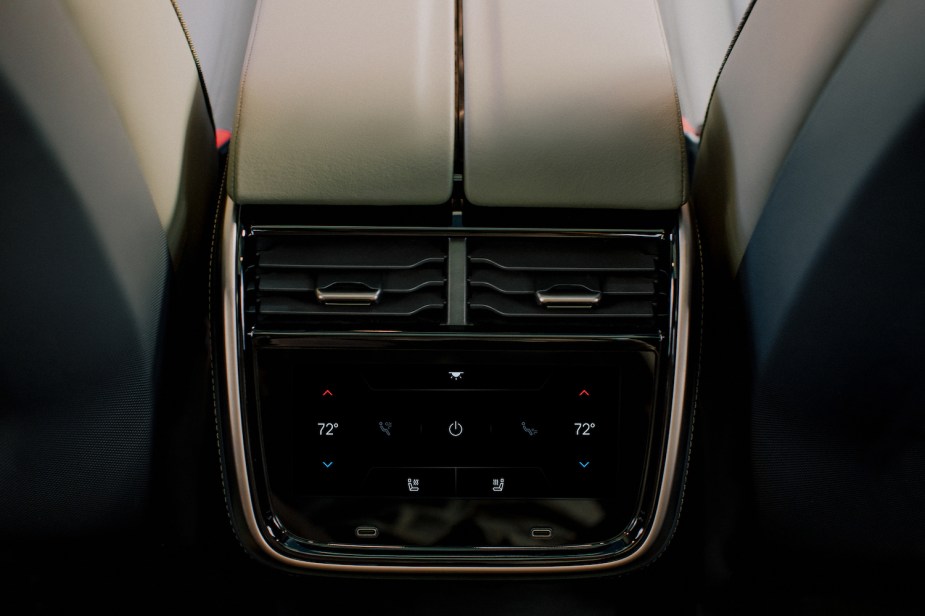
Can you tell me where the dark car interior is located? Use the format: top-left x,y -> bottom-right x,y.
1,0 -> 923,613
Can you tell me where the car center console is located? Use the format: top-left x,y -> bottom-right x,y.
214,1 -> 696,574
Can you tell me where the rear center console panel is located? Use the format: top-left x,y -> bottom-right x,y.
215,208 -> 695,572
213,0 -> 695,574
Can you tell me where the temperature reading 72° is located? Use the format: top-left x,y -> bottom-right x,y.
318,422 -> 339,436
574,422 -> 596,436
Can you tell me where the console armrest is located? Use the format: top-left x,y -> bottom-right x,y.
463,0 -> 686,209
228,0 -> 456,206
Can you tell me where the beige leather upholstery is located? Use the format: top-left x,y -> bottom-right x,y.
463,0 -> 685,209
62,1 -> 214,259
693,0 -> 877,274
229,0 -> 455,206
0,0 -> 216,533
0,0 -> 216,263
657,0 -> 745,128
1,1 -> 215,262
174,0 -> 258,132
0,0 -> 167,326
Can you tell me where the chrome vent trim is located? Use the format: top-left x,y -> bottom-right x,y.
245,235 -> 448,328
467,237 -> 669,329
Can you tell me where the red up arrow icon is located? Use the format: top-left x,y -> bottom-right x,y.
578,389 -> 590,397
322,389 -> 334,397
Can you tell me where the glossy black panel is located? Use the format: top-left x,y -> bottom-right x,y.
253,339 -> 655,548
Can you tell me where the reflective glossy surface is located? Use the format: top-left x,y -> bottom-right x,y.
255,342 -> 655,547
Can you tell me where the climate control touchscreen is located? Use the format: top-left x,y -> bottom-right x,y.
254,340 -> 656,548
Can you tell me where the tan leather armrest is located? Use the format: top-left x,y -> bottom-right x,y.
229,0 -> 455,206
463,0 -> 686,209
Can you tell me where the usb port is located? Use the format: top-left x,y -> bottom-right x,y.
355,526 -> 380,539
530,527 -> 553,539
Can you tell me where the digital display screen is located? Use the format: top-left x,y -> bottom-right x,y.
293,363 -> 618,499
254,342 -> 655,547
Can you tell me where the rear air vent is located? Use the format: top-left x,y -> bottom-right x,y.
467,237 -> 669,332
245,234 -> 447,330
241,227 -> 670,334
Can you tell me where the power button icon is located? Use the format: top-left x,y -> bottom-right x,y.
448,420 -> 464,437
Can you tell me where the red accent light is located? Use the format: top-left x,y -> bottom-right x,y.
322,389 -> 334,397
215,128 -> 231,149
578,389 -> 590,397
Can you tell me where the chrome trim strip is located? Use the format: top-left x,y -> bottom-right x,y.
315,288 -> 381,305
221,199 -> 693,573
252,226 -> 666,239
535,291 -> 602,308
646,200 -> 692,558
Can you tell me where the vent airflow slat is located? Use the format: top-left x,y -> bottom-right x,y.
246,235 -> 447,329
258,268 -> 444,293
259,240 -> 444,270
470,292 -> 655,318
467,237 -> 668,331
470,270 -> 655,296
257,271 -> 315,292
259,291 -> 445,317
469,240 -> 655,272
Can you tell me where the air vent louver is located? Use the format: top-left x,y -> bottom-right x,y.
243,228 -> 669,334
246,235 -> 447,329
467,237 -> 669,332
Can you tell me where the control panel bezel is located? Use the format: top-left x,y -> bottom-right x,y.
216,199 -> 695,573
250,336 -> 660,552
